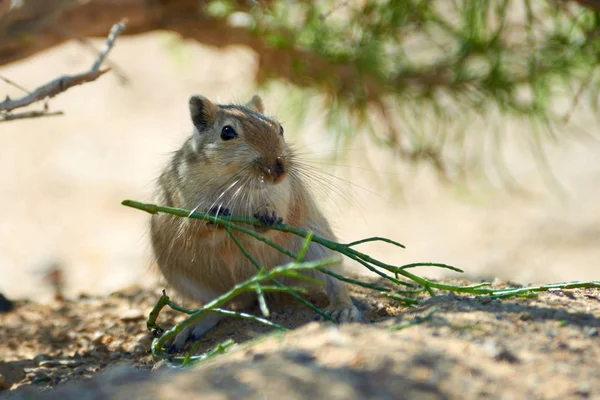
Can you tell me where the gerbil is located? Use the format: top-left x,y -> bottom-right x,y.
150,94 -> 361,349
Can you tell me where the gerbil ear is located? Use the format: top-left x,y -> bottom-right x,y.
246,95 -> 264,114
189,95 -> 217,131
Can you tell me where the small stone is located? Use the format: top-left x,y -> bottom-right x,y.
495,348 -> 520,363
90,350 -> 107,360
0,293 -> 14,313
252,353 -> 266,362
63,360 -> 83,368
126,344 -> 146,354
125,333 -> 152,353
38,360 -> 61,368
31,374 -> 51,384
120,309 -> 144,322
33,354 -> 50,364
91,331 -> 104,344
151,360 -> 168,372
484,340 -> 520,364
519,313 -> 531,321
325,326 -> 349,347
478,297 -> 492,305
73,365 -> 91,376
282,349 -> 316,364
576,382 -> 590,397
39,359 -> 81,368
553,309 -> 568,319
491,277 -> 503,287
0,374 -> 9,390
134,332 -> 153,348
585,328 -> 598,337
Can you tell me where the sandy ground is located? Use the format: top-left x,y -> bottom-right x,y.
0,33 -> 598,303
1,280 -> 599,399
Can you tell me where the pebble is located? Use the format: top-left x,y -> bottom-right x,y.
126,344 -> 146,354
282,349 -> 316,364
483,340 -> 520,364
519,313 -> 531,321
125,332 -> 152,354
0,373 -> 8,390
151,360 -> 168,372
134,332 -> 153,348
324,325 -> 349,347
91,331 -> 104,344
33,354 -> 50,363
575,382 -> 590,397
585,327 -> 598,337
90,350 -> 108,360
0,293 -> 14,313
38,359 -> 82,368
120,309 -> 145,322
30,374 -> 51,384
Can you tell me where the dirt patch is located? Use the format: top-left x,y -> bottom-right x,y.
1,278 -> 599,399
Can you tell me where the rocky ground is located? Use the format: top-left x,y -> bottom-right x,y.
1,277 -> 599,399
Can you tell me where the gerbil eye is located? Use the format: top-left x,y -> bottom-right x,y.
221,125 -> 238,141
279,125 -> 284,136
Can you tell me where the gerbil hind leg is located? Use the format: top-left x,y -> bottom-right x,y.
169,312 -> 224,351
302,242 -> 362,323
165,277 -> 226,352
322,274 -> 362,323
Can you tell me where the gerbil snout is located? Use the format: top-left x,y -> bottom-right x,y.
259,156 -> 287,184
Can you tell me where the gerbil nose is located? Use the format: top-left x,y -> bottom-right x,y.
265,156 -> 286,180
272,157 -> 285,177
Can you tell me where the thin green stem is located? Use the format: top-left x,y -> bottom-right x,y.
399,262 -> 464,273
345,236 -> 406,249
226,226 -> 270,317
125,201 -> 600,299
152,258 -> 339,361
296,230 -> 314,261
225,225 -> 330,321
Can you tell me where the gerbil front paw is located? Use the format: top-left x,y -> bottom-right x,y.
253,207 -> 283,233
321,303 -> 362,323
204,206 -> 231,230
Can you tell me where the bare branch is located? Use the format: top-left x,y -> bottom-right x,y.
91,19 -> 126,72
0,19 -> 126,114
0,110 -> 64,122
0,69 -> 109,112
0,75 -> 29,94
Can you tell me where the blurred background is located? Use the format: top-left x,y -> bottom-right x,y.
0,0 -> 598,302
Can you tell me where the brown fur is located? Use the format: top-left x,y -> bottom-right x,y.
150,95 -> 361,348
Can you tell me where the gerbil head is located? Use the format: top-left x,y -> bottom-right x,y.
188,94 -> 290,185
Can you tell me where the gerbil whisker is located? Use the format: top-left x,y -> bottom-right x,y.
293,154 -> 388,203
199,164 -> 254,220
300,159 -> 401,177
191,178 -> 240,217
290,166 -> 357,207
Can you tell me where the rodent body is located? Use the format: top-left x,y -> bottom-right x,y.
150,95 -> 361,349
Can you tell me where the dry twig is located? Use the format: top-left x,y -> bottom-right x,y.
0,19 -> 127,119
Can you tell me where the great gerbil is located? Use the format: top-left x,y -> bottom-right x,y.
150,94 -> 361,349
